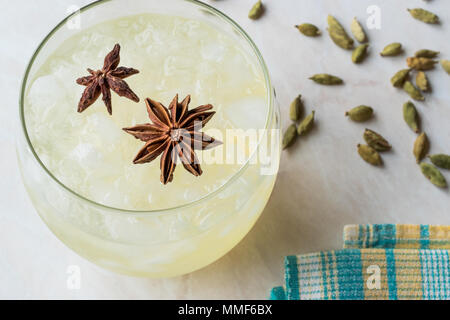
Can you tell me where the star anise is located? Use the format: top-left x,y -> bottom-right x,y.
123,95 -> 222,184
76,44 -> 140,115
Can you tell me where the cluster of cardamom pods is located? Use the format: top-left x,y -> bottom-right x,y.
282,95 -> 315,150
249,3 -> 449,188
357,129 -> 392,166
390,50 -> 441,101
390,51 -> 449,188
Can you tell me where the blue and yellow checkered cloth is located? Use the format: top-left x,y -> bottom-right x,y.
344,224 -> 450,249
271,224 -> 450,300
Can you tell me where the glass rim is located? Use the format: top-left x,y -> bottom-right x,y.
19,0 -> 274,215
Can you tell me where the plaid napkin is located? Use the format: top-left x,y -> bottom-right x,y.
344,224 -> 450,249
270,224 -> 450,300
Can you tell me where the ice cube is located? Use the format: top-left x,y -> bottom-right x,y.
55,157 -> 85,188
50,60 -> 79,94
163,55 -> 196,76
87,178 -> 128,210
85,113 -> 121,147
183,188 -> 205,202
169,214 -> 199,241
28,75 -> 66,119
181,20 -> 209,40
70,143 -> 104,169
223,97 -> 267,130
201,41 -> 226,62
134,26 -> 154,47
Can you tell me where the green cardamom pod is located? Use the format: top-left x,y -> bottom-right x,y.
357,144 -> 382,166
415,71 -> 430,92
289,94 -> 303,121
413,132 -> 429,163
248,1 -> 264,20
408,8 -> 439,24
352,44 -> 369,64
380,43 -> 402,57
441,60 -> 450,75
295,23 -> 321,37
363,129 -> 392,152
428,154 -> 450,170
327,15 -> 354,50
390,68 -> 411,87
407,57 -> 437,71
403,101 -> 420,133
282,124 -> 298,150
420,163 -> 447,188
309,74 -> 343,85
345,105 -> 373,122
415,49 -> 440,59
403,81 -> 424,101
350,17 -> 367,43
297,110 -> 315,136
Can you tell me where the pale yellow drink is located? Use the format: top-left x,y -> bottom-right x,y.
19,12 -> 279,277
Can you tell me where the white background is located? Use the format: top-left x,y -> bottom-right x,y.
0,0 -> 449,299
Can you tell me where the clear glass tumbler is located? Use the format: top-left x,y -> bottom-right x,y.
17,0 -> 280,277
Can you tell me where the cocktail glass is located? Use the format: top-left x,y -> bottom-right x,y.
17,0 -> 280,277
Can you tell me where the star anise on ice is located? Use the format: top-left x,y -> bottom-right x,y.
76,44 -> 140,115
123,95 -> 222,184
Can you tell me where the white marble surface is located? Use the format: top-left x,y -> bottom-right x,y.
1,0 -> 449,299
